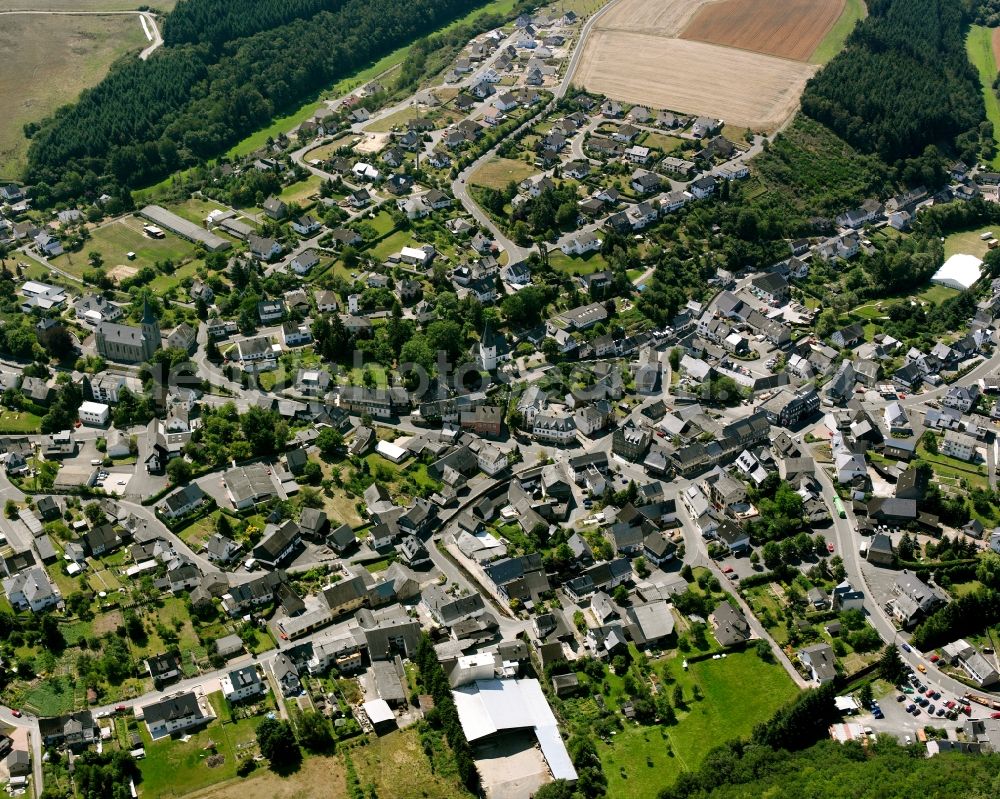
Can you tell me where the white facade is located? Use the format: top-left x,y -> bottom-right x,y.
78,401 -> 110,427
221,666 -> 266,702
942,431 -> 976,462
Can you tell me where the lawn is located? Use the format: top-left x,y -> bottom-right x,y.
367,210 -> 398,237
178,509 -> 223,549
130,596 -> 203,660
968,25 -> 1000,170
469,156 -> 538,189
148,259 -> 205,295
916,441 -> 988,490
278,175 -> 323,206
545,0 -> 608,16
352,728 -> 472,799
53,216 -> 198,280
137,713 -> 262,799
916,283 -> 960,305
366,107 -> 436,133
370,230 -> 416,261
548,249 -> 610,276
597,652 -> 799,798
810,0 -> 868,65
303,134 -> 359,163
317,461 -> 365,527
167,197 -> 241,227
638,131 -> 684,153
0,13 -> 146,180
943,224 -> 998,260
0,410 -> 42,433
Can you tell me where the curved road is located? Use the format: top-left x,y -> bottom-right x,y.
556,0 -> 624,99
0,9 -> 163,60
809,437 -> 1000,705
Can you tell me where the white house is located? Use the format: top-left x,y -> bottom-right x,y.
533,413 -> 576,444
834,451 -> 867,483
560,232 -> 601,256
78,401 -> 110,427
221,665 -> 266,703
291,249 -> 320,275
400,245 -> 434,266
160,483 -> 207,520
942,430 -> 976,462
142,693 -> 206,739
3,566 -> 60,613
883,401 -> 909,432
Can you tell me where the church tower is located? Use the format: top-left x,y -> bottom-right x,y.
478,321 -> 497,372
140,298 -> 162,361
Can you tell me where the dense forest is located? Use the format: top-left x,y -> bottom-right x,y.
164,0 -> 348,48
750,117 -> 890,225
24,0 -> 493,205
801,0 -> 985,164
657,737 -> 1000,799
975,0 -> 1000,25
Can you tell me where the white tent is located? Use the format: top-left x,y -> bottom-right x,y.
932,253 -> 982,290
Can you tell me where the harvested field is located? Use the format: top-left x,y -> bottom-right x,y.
0,13 -> 146,179
592,0 -> 712,36
680,0 -> 845,62
574,31 -> 815,130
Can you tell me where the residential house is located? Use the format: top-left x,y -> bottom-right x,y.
142,693 -> 205,739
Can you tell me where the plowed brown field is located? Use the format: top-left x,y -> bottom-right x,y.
572,0 -> 821,130
680,0 -> 846,62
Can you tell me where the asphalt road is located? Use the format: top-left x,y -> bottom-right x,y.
809,436 -> 998,703
555,0 -> 623,99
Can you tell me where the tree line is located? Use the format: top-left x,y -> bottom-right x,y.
163,0 -> 348,48
801,0 -> 985,165
414,634 -> 481,793
658,735 -> 1000,799
25,0 -> 490,205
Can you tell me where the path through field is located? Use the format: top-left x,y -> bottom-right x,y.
0,9 -> 162,59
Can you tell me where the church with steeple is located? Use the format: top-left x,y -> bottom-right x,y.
94,298 -> 161,363
476,321 -> 511,371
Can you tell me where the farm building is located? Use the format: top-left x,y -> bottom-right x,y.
139,205 -> 231,252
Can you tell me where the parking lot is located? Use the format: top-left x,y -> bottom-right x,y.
858,665 -> 976,742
